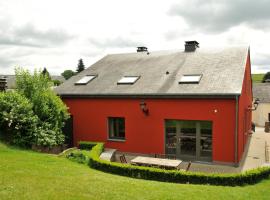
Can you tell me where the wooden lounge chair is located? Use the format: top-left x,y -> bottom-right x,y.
119,154 -> 127,163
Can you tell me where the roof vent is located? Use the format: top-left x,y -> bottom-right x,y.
137,46 -> 148,52
185,41 -> 199,52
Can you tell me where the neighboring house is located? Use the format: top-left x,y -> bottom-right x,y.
252,83 -> 270,127
55,41 -> 253,165
2,75 -> 16,89
0,75 -> 65,89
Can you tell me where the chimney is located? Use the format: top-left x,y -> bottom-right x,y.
0,77 -> 7,92
137,46 -> 148,52
185,41 -> 199,52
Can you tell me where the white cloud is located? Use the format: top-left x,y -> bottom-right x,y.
0,0 -> 269,75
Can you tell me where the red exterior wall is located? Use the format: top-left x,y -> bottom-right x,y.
63,98 -> 237,163
237,51 -> 253,162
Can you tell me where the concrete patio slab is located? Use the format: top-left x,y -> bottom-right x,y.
113,127 -> 270,174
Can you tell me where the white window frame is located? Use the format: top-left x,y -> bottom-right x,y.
75,75 -> 97,85
179,74 -> 202,84
117,76 -> 140,85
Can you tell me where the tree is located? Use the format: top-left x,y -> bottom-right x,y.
15,67 -> 70,147
42,67 -> 51,80
76,58 -> 85,73
52,79 -> 62,86
262,72 -> 270,83
61,70 -> 76,80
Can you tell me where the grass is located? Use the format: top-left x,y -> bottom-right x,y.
252,74 -> 264,83
0,142 -> 270,200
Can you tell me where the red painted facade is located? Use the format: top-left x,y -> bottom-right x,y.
237,52 -> 253,162
63,53 -> 252,164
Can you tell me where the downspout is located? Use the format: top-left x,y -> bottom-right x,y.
235,95 -> 239,167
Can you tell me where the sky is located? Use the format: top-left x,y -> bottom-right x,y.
1,0 -> 270,75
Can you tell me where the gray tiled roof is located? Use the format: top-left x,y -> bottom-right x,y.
253,83 -> 270,103
55,46 -> 249,97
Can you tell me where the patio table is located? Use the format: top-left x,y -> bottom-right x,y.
130,156 -> 182,169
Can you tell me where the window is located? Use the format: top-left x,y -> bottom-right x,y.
179,74 -> 202,84
117,76 -> 140,84
108,117 -> 125,140
75,75 -> 96,85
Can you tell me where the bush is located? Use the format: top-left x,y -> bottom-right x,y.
0,92 -> 38,147
15,68 -> 70,147
262,72 -> 270,82
79,141 -> 99,150
66,150 -> 87,164
83,142 -> 270,186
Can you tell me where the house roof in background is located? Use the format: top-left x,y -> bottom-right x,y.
55,46 -> 249,97
0,75 -> 65,89
253,83 -> 270,103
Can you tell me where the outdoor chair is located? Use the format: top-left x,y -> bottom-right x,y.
186,161 -> 192,171
119,154 -> 127,163
178,161 -> 192,171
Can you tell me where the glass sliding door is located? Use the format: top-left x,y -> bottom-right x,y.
165,120 -> 177,156
200,121 -> 212,158
179,121 -> 196,156
165,120 -> 212,161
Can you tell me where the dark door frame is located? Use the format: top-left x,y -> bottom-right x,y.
165,119 -> 213,162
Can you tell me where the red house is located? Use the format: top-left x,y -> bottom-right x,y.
56,41 -> 252,165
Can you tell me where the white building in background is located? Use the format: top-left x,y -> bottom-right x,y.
252,83 -> 270,127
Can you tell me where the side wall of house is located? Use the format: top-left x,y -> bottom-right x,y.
238,51 -> 253,162
64,98 -> 236,163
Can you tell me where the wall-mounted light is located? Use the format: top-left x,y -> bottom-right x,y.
248,98 -> 260,111
140,100 -> 149,115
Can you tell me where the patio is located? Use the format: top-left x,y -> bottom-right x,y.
108,127 -> 270,174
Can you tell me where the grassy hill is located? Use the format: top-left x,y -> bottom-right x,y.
252,74 -> 264,83
0,141 -> 270,200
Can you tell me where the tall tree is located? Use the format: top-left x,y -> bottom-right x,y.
76,59 -> 85,73
42,67 -> 51,80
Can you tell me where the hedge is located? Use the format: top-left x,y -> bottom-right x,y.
78,141 -> 99,150
66,149 -> 92,164
77,141 -> 270,186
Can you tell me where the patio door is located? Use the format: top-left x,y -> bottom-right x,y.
165,120 -> 212,161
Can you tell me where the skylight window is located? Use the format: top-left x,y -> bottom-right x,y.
75,75 -> 97,85
117,76 -> 140,84
179,74 -> 202,84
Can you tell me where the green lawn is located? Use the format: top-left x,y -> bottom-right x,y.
0,142 -> 270,200
252,74 -> 264,83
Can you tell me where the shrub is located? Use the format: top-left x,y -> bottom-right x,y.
79,141 -> 99,150
84,142 -> 270,186
262,72 -> 270,82
15,68 -> 70,147
0,92 -> 38,147
66,150 -> 87,164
